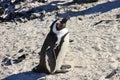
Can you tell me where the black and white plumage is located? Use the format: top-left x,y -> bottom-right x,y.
33,18 -> 70,74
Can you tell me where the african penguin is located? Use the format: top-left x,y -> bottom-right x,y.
32,18 -> 70,74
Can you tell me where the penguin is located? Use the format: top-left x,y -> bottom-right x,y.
32,17 -> 70,74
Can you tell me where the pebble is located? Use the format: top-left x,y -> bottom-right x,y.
18,49 -> 24,53
116,14 -> 120,19
73,0 -> 98,3
15,4 -> 21,10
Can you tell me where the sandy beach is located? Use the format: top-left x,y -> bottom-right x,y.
0,0 -> 120,80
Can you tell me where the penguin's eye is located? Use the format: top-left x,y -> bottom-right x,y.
60,21 -> 62,24
56,23 -> 62,30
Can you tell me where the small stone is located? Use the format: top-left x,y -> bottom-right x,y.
116,14 -> 120,19
40,10 -> 46,16
32,13 -> 40,18
38,0 -> 48,3
69,39 -> 74,43
18,49 -> 24,53
78,17 -> 82,21
74,66 -> 83,68
110,62 -> 118,69
117,58 -> 120,62
73,0 -> 98,3
15,5 -> 21,10
11,0 -> 16,3
92,46 -> 100,51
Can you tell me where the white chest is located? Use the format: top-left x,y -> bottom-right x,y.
52,23 -> 68,46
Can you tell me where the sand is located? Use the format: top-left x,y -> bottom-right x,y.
0,0 -> 120,80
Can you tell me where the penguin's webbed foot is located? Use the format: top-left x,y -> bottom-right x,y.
53,65 -> 71,74
32,66 -> 51,74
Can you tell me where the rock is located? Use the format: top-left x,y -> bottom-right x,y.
92,46 -> 100,51
69,39 -> 74,43
31,13 -> 41,19
73,0 -> 99,3
116,14 -> 120,19
2,53 -> 28,66
105,68 -> 120,79
38,0 -> 48,3
13,54 -> 28,64
78,17 -> 83,21
2,57 -> 13,66
14,4 -> 21,10
18,49 -> 24,53
39,10 -> 46,21
117,57 -> 120,62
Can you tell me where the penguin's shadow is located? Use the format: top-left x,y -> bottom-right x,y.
2,71 -> 46,80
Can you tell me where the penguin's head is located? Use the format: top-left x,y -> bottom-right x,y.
50,17 -> 69,32
55,17 -> 69,30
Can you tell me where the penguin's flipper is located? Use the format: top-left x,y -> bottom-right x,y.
45,47 -> 56,73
